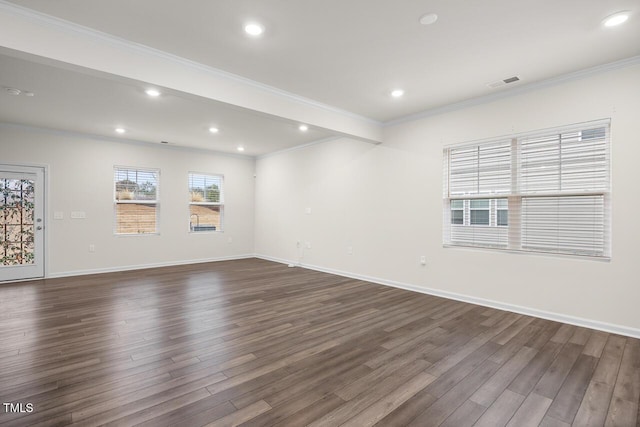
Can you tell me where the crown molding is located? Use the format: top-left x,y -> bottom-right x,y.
385,55 -> 640,127
0,0 -> 381,128
3,1 -> 637,135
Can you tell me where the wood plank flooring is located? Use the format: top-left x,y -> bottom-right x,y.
0,258 -> 638,426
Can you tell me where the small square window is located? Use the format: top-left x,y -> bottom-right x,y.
451,210 -> 463,224
470,210 -> 490,225
497,199 -> 508,226
470,199 -> 490,209
497,210 -> 508,226
451,200 -> 464,224
470,199 -> 490,225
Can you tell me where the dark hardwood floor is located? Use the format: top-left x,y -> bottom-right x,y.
0,258 -> 638,426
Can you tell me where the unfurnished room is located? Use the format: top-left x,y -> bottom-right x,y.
0,1 -> 639,426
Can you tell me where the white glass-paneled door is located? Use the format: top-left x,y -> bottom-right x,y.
0,165 -> 45,282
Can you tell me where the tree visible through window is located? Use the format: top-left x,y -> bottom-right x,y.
114,168 -> 159,234
189,173 -> 223,232
0,178 -> 35,265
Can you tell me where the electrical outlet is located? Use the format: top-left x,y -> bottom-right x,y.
347,246 -> 353,255
305,242 -> 312,249
420,256 -> 426,265
305,207 -> 312,214
89,244 -> 96,253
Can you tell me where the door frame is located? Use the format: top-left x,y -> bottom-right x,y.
0,163 -> 48,282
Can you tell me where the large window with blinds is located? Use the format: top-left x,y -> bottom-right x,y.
114,167 -> 159,235
443,120 -> 610,258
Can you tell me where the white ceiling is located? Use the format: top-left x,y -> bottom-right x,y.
1,0 -> 638,154
0,51 -> 335,156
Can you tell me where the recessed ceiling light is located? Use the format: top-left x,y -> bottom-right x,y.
299,124 -> 309,132
115,127 -> 126,134
419,13 -> 438,25
244,22 -> 264,36
603,11 -> 630,27
209,127 -> 219,134
237,146 -> 245,152
145,88 -> 161,97
391,89 -> 405,98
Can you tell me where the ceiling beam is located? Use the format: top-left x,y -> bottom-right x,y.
0,1 -> 383,144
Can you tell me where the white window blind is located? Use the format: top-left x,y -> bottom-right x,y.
443,120 -> 610,258
449,140 -> 512,196
114,167 -> 159,235
519,124 -> 609,194
521,195 -> 606,256
445,198 -> 510,249
188,173 -> 223,232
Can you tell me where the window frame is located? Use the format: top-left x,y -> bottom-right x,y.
496,199 -> 509,227
113,166 -> 160,236
469,199 -> 491,226
188,172 -> 224,233
443,119 -> 611,259
450,199 -> 464,225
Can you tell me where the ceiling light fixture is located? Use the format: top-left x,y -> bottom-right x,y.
299,124 -> 309,132
209,127 -> 219,134
237,146 -> 245,152
145,88 -> 161,97
603,11 -> 630,27
391,89 -> 405,98
419,13 -> 438,25
244,22 -> 264,36
115,127 -> 126,134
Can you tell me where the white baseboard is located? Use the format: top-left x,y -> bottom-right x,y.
255,254 -> 640,339
47,254 -> 255,279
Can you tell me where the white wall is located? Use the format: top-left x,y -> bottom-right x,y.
0,125 -> 256,276
254,64 -> 640,334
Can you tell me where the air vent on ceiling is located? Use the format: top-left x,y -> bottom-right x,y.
486,76 -> 520,88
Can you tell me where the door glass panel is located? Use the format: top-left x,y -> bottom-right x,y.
1,179 -> 36,266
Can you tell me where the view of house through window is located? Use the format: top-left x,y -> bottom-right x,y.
443,120 -> 610,258
450,199 -> 507,227
189,173 -> 223,232
114,168 -> 159,234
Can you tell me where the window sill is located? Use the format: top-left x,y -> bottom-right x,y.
443,244 -> 611,262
